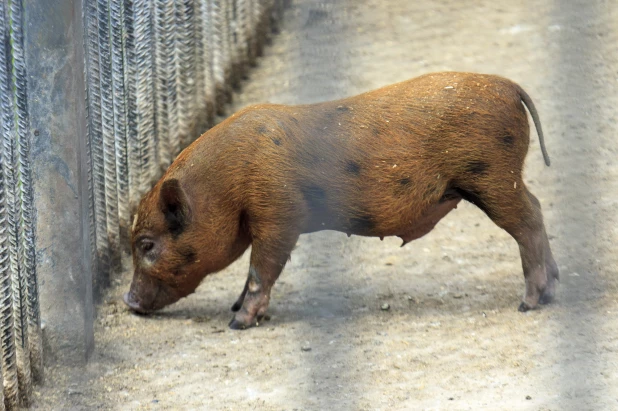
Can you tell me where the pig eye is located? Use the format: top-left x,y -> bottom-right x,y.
140,240 -> 155,254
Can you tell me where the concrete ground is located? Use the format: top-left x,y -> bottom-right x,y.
36,0 -> 618,410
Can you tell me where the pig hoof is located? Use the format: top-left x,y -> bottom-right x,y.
228,318 -> 256,330
228,318 -> 247,330
518,302 -> 533,312
231,301 -> 242,312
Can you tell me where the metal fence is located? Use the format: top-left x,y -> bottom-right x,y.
0,0 -> 286,408
0,0 -> 43,408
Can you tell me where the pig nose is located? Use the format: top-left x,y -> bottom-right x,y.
123,292 -> 148,314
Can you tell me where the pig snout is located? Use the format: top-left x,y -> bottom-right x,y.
123,273 -> 181,314
123,291 -> 152,314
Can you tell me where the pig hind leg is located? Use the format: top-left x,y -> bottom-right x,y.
526,189 -> 559,304
456,180 -> 557,311
229,230 -> 299,329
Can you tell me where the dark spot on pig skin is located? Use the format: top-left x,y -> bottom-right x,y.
337,106 -> 350,112
345,161 -> 361,175
272,137 -> 282,146
348,214 -> 375,233
372,128 -> 380,137
291,117 -> 299,125
257,125 -> 268,134
466,160 -> 489,175
301,185 -> 328,214
502,134 -> 514,147
394,177 -> 413,196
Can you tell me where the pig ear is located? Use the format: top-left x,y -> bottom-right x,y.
159,179 -> 191,236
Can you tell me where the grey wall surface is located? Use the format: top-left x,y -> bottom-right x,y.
26,0 -> 94,369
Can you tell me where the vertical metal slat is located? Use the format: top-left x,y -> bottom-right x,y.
97,0 -> 122,269
154,0 -> 179,171
7,0 -> 32,403
85,0 -> 113,294
193,0 -> 211,134
133,0 -> 158,197
0,157 -> 10,411
211,0 -> 229,114
0,5 -> 17,407
176,0 -> 197,149
110,0 -> 131,237
122,0 -> 141,211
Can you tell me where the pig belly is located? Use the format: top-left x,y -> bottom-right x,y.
397,195 -> 462,246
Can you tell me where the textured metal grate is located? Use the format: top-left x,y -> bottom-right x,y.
0,0 -> 44,408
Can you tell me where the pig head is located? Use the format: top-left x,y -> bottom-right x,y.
124,176 -> 251,314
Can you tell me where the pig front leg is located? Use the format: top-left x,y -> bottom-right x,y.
231,278 -> 249,312
229,234 -> 298,330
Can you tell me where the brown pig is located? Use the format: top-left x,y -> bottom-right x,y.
124,72 -> 559,329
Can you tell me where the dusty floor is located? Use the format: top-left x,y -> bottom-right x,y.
36,0 -> 618,409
